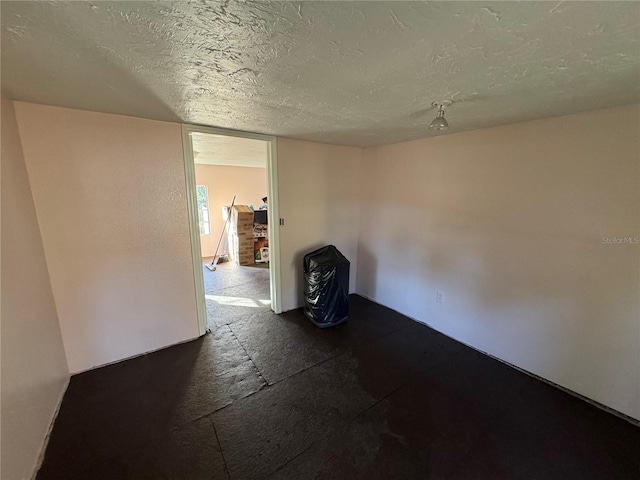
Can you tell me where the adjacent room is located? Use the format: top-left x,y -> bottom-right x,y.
1,2 -> 639,480
189,131 -> 273,329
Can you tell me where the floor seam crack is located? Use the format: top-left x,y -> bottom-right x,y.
225,323 -> 268,386
208,416 -> 232,480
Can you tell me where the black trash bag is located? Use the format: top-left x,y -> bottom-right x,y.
303,245 -> 350,328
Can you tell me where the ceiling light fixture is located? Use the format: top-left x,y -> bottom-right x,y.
429,101 -> 451,131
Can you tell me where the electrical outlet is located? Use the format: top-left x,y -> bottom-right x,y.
436,291 -> 444,304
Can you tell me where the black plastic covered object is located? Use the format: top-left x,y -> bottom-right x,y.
303,245 -> 350,328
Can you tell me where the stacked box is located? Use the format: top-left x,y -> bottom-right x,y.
228,232 -> 254,265
232,205 -> 254,227
227,205 -> 255,265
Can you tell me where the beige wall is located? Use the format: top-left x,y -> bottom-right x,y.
13,102 -> 199,374
194,164 -> 267,258
357,104 -> 640,420
277,137 -> 361,311
1,95 -> 69,479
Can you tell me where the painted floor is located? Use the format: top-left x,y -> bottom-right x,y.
36,267 -> 639,479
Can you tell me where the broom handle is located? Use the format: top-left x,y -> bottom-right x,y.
211,195 -> 236,267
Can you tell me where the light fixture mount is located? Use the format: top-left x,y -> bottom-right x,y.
429,100 -> 452,131
431,100 -> 452,109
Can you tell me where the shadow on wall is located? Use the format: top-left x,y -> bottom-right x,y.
356,246 -> 378,299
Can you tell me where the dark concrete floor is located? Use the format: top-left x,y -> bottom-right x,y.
37,264 -> 639,480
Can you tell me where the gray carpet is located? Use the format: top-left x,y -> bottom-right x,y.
203,261 -> 271,328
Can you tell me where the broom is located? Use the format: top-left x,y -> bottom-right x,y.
205,195 -> 236,272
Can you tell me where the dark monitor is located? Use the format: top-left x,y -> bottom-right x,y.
254,209 -> 268,225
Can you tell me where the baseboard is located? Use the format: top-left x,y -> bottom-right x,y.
31,374 -> 70,480
71,334 -> 203,375
473,347 -> 640,427
353,293 -> 640,427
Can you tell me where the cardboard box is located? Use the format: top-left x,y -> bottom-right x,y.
225,205 -> 255,239
237,253 -> 254,266
232,205 -> 254,223
228,228 -> 252,240
229,220 -> 253,231
227,234 -> 236,262
227,230 -> 256,265
237,237 -> 253,247
227,234 -> 239,261
230,229 -> 252,237
221,205 -> 231,222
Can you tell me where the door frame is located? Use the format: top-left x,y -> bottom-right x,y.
182,124 -> 282,336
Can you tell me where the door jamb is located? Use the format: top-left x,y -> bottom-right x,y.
181,124 -> 282,336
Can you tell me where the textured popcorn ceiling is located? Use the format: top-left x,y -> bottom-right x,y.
2,1 -> 639,147
192,133 -> 267,168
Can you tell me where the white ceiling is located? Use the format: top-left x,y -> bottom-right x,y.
2,1 -> 639,147
192,133 -> 267,168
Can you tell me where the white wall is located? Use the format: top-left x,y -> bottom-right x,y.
277,138 -> 361,311
14,102 -> 200,374
1,95 -> 69,479
357,104 -> 640,420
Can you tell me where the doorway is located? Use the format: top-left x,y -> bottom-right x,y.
182,125 -> 282,335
